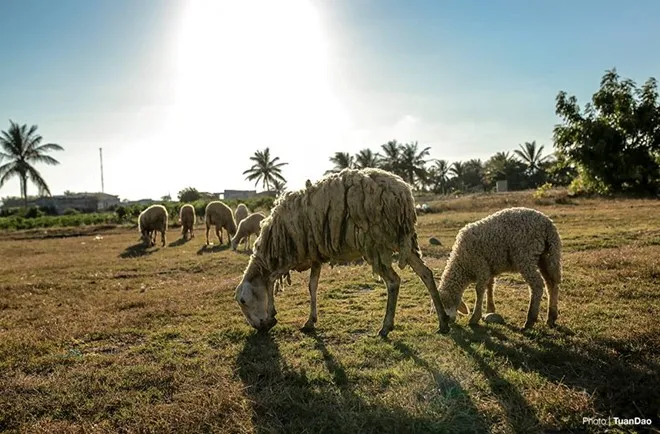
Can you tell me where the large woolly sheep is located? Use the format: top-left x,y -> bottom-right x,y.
234,203 -> 249,227
231,212 -> 265,251
437,207 -> 562,330
179,203 -> 196,240
205,201 -> 237,246
234,167 -> 449,337
138,204 -> 168,247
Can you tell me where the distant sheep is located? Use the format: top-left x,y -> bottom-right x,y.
234,168 -> 449,337
138,204 -> 168,247
179,204 -> 196,240
235,203 -> 249,227
205,201 -> 237,246
231,212 -> 265,251
438,207 -> 562,330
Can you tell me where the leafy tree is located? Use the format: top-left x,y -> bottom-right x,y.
326,152 -> 354,174
178,187 -> 201,203
0,120 -> 64,208
161,194 -> 172,202
554,68 -> 660,194
448,161 -> 466,191
354,148 -> 381,169
243,147 -> 288,191
399,142 -> 431,187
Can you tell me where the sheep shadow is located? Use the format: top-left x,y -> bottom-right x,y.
236,331 -> 486,433
451,325 -> 660,429
168,237 -> 193,248
118,243 -> 157,258
196,244 -> 230,255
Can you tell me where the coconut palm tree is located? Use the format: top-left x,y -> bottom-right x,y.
514,141 -> 549,173
354,148 -> 381,169
325,152 -> 354,174
399,142 -> 431,187
243,147 -> 288,192
428,159 -> 449,193
0,120 -> 64,208
380,140 -> 403,175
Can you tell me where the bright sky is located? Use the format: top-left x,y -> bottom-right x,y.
1,0 -> 659,200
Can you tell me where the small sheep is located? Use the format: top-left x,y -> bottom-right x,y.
231,212 -> 265,251
138,204 -> 168,247
437,207 -> 562,330
234,168 -> 448,337
179,203 -> 196,240
235,203 -> 249,227
205,201 -> 237,246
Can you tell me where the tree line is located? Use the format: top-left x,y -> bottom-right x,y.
1,67 -> 659,209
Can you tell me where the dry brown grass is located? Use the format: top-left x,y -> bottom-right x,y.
1,193 -> 659,433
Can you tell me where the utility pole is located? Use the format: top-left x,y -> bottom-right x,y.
99,147 -> 105,193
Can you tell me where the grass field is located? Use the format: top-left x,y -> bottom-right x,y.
1,193 -> 659,433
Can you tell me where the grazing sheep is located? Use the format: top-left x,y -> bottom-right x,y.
179,204 -> 196,240
231,212 -> 266,251
235,203 -> 249,226
138,205 -> 168,247
205,201 -> 237,246
437,207 -> 562,330
234,167 -> 449,337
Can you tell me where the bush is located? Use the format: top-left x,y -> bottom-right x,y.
115,206 -> 127,222
533,183 -> 553,200
24,206 -> 44,219
63,208 -> 81,215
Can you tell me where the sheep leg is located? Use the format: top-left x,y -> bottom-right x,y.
302,262 -> 322,331
486,277 -> 496,314
161,229 -> 166,247
540,258 -> 560,327
205,224 -> 211,245
378,265 -> 401,338
215,227 -> 222,244
470,279 -> 488,325
407,253 -> 450,333
520,265 -> 545,330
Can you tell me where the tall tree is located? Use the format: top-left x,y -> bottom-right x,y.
0,120 -> 64,208
399,142 -> 431,187
243,147 -> 288,191
484,152 -> 528,190
463,159 -> 486,191
554,68 -> 660,194
354,148 -> 381,169
178,187 -> 200,203
325,152 -> 354,174
380,140 -> 403,176
514,141 -> 549,173
427,159 -> 450,194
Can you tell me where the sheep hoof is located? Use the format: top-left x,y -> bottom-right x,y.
483,313 -> 505,324
378,326 -> 393,338
301,323 -> 315,333
437,324 -> 450,334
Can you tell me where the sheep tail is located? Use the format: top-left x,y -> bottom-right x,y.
541,222 -> 562,285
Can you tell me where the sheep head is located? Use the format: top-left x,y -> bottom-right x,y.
235,266 -> 277,332
438,283 -> 470,323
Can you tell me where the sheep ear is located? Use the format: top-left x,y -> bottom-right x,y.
458,301 -> 470,315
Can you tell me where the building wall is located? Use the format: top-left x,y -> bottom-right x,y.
223,190 -> 257,200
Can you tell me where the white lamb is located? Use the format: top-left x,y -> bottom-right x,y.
438,207 -> 562,330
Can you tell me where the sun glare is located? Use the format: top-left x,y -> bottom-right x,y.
172,0 -> 348,148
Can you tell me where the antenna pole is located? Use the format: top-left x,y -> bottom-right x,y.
99,147 -> 105,193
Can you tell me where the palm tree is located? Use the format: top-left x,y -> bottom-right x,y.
399,142 -> 431,187
449,161 -> 466,191
0,120 -> 64,208
354,148 -> 381,169
243,147 -> 288,191
428,159 -> 449,193
514,141 -> 549,173
325,152 -> 354,175
380,140 -> 403,175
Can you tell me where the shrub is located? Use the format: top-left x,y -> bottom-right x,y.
63,208 -> 81,216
